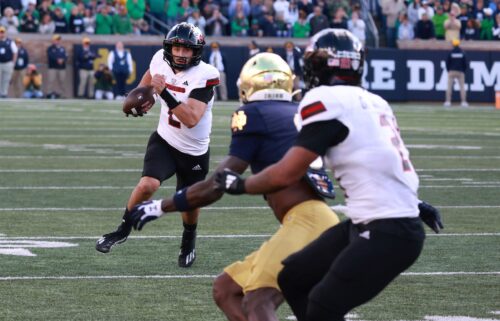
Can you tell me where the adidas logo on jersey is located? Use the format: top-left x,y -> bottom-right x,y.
183,81 -> 189,86
192,165 -> 202,171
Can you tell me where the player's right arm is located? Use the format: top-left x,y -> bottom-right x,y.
137,69 -> 152,87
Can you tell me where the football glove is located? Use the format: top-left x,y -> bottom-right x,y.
418,201 -> 444,234
214,169 -> 246,195
129,200 -> 164,231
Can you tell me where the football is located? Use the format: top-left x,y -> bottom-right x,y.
122,86 -> 155,116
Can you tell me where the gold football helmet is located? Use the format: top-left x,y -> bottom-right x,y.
237,52 -> 295,103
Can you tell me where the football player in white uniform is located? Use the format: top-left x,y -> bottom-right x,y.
96,22 -> 220,268
216,29 -> 442,320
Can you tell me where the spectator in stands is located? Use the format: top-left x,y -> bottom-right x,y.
493,14 -> 500,39
0,7 -> 19,34
480,7 -> 494,39
281,41 -> 303,100
348,10 -> 366,45
178,0 -> 192,23
331,7 -> 348,29
415,12 -> 436,39
248,18 -> 262,36
248,40 -> 260,57
46,34 -> 67,99
22,64 -> 43,99
69,6 -> 85,33
457,4 -> 472,38
297,0 -> 313,15
407,0 -> 421,27
94,63 -> 114,100
464,17 -> 480,39
148,0 -> 167,33
444,10 -> 462,41
249,0 -> 266,22
273,0 -> 289,19
207,42 -> 228,101
398,13 -> 415,40
37,0 -> 51,20
1,0 -> 22,15
275,12 -> 290,37
0,26 -> 17,98
292,8 -> 310,37
83,8 -> 96,34
19,7 -> 39,32
444,39 -> 468,107
56,0 -> 75,20
286,0 -> 299,27
418,0 -> 434,19
230,9 -> 249,36
229,0 -> 250,20
107,41 -> 132,100
77,37 -> 98,99
135,19 -> 153,34
259,12 -> 278,36
127,0 -> 145,29
11,38 -> 28,98
187,8 -> 207,34
166,0 -> 181,27
309,5 -> 329,35
39,13 -> 55,34
95,5 -> 113,34
432,4 -> 448,39
382,0 -> 405,47
113,5 -> 133,34
206,7 -> 229,36
53,7 -> 69,33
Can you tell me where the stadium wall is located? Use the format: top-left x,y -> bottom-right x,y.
18,34 -> 500,103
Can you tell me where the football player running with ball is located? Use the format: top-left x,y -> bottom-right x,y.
127,53 -> 340,321
96,22 -> 220,268
217,29 -> 443,321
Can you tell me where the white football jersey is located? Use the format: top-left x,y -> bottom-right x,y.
149,49 -> 220,155
299,85 -> 420,224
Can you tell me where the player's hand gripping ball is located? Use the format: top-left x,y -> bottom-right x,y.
122,86 -> 155,117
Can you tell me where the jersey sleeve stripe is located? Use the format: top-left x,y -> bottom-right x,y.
165,83 -> 186,93
206,78 -> 220,87
301,101 -> 327,120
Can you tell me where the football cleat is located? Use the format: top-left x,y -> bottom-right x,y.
178,231 -> 196,268
95,224 -> 131,253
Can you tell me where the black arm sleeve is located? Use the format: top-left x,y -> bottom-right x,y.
294,119 -> 349,156
189,86 -> 215,103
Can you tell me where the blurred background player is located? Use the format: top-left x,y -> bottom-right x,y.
217,29 -> 442,321
107,41 -> 133,100
22,64 -> 43,98
96,22 -> 220,268
94,63 -> 114,100
125,53 -> 339,321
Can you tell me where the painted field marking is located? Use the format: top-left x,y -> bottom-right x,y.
0,271 -> 498,281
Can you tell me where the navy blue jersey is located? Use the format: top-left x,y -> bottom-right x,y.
229,100 -> 298,173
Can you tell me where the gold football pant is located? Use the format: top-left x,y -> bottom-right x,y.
224,200 -> 339,293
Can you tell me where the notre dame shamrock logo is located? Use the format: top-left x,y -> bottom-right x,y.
231,111 -> 247,132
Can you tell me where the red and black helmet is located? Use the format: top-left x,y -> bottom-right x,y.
303,28 -> 364,88
163,22 -> 205,70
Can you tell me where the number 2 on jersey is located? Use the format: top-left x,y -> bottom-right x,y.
379,114 -> 413,172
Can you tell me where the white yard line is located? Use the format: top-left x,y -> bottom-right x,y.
1,271 -> 498,281
0,233 -> 497,240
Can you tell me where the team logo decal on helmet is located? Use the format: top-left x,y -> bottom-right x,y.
303,28 -> 364,89
237,53 -> 295,103
163,22 -> 206,70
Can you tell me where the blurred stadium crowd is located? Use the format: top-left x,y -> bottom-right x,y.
0,0 -> 499,41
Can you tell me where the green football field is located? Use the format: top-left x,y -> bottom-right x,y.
0,99 -> 499,321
